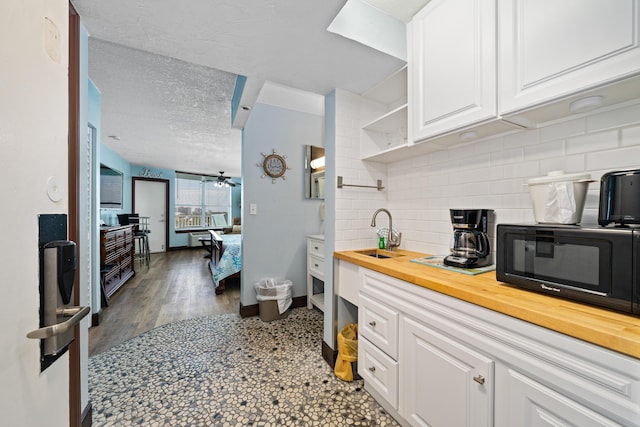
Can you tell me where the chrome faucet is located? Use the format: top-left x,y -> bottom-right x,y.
371,208 -> 402,250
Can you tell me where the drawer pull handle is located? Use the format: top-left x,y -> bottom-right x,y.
314,264 -> 319,268
473,375 -> 485,385
368,366 -> 376,372
369,321 -> 376,327
314,246 -> 319,250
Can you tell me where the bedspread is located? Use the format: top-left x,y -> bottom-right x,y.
210,234 -> 242,286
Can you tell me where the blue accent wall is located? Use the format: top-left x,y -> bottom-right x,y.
241,102 -> 324,306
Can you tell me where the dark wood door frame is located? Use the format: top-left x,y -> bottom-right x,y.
132,177 -> 171,253
68,3 -> 86,427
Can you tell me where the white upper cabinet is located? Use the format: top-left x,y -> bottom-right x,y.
499,0 -> 640,121
410,0 -> 521,144
408,0 -> 640,147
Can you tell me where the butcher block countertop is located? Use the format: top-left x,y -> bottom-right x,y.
334,248 -> 640,359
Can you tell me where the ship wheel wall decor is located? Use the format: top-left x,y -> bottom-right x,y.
258,149 -> 290,183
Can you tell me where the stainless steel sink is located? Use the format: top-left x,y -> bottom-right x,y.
368,253 -> 392,259
354,249 -> 403,259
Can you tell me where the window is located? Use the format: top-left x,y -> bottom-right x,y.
175,173 -> 231,230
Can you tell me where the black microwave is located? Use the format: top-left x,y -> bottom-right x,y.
496,224 -> 640,316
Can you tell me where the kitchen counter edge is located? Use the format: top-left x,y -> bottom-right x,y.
334,249 -> 640,359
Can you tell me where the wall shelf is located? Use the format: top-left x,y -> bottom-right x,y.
360,66 -> 408,160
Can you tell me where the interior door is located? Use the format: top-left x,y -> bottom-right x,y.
2,2 -> 84,426
134,178 -> 169,253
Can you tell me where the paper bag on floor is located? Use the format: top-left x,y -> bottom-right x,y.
334,323 -> 358,382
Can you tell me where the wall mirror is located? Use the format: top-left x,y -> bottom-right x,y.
305,145 -> 325,199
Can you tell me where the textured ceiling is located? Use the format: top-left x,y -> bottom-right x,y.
73,0 -> 424,176
90,39 -> 241,176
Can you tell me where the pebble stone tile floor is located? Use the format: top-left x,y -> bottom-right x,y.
89,307 -> 400,426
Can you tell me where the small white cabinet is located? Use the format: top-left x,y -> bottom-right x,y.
499,0 -> 640,119
306,235 -> 324,311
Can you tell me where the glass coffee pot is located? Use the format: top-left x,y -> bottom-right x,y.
443,209 -> 492,268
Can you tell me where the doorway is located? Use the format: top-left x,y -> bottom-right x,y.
133,177 -> 169,253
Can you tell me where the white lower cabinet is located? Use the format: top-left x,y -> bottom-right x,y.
498,367 -> 624,427
400,317 -> 494,427
354,267 -> 640,427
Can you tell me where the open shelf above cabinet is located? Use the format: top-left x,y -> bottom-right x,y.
362,65 -> 408,105
362,104 -> 407,133
360,65 -> 408,161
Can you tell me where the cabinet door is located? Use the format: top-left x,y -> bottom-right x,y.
499,0 -> 640,114
500,368 -> 622,427
400,317 -> 494,427
410,0 -> 497,142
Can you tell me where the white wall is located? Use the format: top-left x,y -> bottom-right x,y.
241,102 -> 324,306
0,1 -> 71,425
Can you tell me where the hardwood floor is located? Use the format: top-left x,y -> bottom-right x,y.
89,248 -> 240,356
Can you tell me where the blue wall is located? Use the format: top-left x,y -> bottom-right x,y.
241,102 -> 324,305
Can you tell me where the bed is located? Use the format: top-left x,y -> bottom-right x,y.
208,230 -> 241,294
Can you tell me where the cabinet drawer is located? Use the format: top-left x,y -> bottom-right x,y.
359,293 -> 399,359
359,336 -> 399,410
307,239 -> 324,259
308,255 -> 324,279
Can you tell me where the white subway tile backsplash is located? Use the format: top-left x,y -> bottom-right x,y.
539,118 -> 585,142
504,128 -> 540,147
586,101 -> 640,132
566,131 -> 618,154
585,145 -> 640,171
502,161 -> 539,179
538,157 -> 568,174
561,154 -> 586,173
491,147 -> 524,165
622,125 -> 640,147
524,140 -> 564,160
334,91 -> 640,255
490,178 -> 524,195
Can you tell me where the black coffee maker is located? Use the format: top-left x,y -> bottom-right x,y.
443,209 -> 492,268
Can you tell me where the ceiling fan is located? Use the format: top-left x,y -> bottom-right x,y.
209,171 -> 240,187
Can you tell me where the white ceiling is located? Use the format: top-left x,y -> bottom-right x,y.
72,0 -> 427,177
